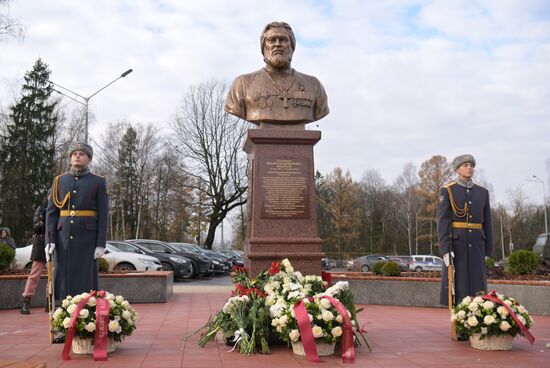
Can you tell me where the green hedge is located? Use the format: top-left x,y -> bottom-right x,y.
381,261 -> 402,277
0,243 -> 15,270
508,250 -> 539,275
97,257 -> 109,273
372,261 -> 387,275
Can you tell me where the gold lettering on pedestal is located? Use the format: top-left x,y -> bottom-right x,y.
259,158 -> 309,219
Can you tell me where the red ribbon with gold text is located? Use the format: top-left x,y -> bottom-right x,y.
482,290 -> 535,344
62,290 -> 110,361
294,295 -> 355,364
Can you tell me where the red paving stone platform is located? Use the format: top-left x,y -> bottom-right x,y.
1,286 -> 549,367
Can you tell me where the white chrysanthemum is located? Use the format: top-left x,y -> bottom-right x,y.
67,304 -> 77,315
279,315 -> 288,327
87,297 -> 97,307
78,308 -> 89,319
271,318 -> 279,327
312,325 -> 324,338
115,295 -> 124,304
468,303 -> 479,312
461,296 -> 472,305
457,310 -> 466,320
72,295 -> 82,304
108,300 -> 116,309
84,322 -> 96,333
105,293 -> 115,300
482,301 -> 494,310
289,329 -> 300,342
269,304 -> 282,318
336,314 -> 343,323
61,299 -> 70,308
483,315 -> 495,325
331,326 -> 342,337
321,310 -> 334,322
467,316 -> 478,327
320,298 -> 331,309
108,320 -> 120,333
53,307 -> 63,320
517,305 -> 526,314
62,317 -> 72,328
122,300 -> 130,309
294,271 -> 304,282
497,306 -> 508,317
500,321 -> 511,332
473,296 -> 483,304
266,295 -> 276,306
122,310 -> 132,320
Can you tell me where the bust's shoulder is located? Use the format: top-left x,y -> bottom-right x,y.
233,69 -> 266,83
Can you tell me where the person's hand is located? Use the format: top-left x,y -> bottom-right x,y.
443,252 -> 455,267
45,243 -> 55,262
94,247 -> 105,259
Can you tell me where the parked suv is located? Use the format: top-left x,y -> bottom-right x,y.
409,255 -> 444,272
533,233 -> 550,260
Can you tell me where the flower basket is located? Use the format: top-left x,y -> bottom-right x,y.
72,337 -> 118,354
291,341 -> 335,356
469,334 -> 513,351
451,290 -> 535,350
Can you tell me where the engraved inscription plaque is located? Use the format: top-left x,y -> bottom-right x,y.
259,158 -> 310,219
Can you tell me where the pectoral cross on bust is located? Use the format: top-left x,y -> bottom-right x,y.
279,90 -> 290,109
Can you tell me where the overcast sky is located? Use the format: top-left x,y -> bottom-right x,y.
1,0 -> 549,211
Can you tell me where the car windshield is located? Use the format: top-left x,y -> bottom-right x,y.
173,244 -> 200,253
109,242 -> 141,254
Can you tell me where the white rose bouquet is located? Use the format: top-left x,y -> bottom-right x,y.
51,291 -> 137,342
451,292 -> 534,340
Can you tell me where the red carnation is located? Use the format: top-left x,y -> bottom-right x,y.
268,261 -> 281,275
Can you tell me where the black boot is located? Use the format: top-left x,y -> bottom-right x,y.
20,296 -> 31,315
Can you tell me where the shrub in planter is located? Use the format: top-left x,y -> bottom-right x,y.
485,257 -> 495,269
97,257 -> 109,273
508,250 -> 539,275
381,261 -> 401,277
0,243 -> 15,270
372,261 -> 387,275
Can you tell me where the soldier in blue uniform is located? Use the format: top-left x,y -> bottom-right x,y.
438,154 -> 493,311
46,142 -> 109,304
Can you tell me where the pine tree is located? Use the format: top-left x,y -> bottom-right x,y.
0,58 -> 58,244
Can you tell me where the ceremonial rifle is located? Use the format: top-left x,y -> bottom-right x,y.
448,229 -> 458,341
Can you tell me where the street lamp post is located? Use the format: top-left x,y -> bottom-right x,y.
532,175 -> 548,235
49,68 -> 133,143
498,202 -> 505,260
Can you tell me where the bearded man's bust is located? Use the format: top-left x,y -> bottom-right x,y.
225,22 -> 329,128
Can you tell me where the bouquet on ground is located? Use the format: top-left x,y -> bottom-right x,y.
190,259 -> 370,358
52,291 -> 137,343
451,291 -> 534,344
195,265 -> 272,355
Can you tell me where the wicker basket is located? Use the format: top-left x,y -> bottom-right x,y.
469,334 -> 514,350
71,337 -> 118,354
291,341 -> 335,356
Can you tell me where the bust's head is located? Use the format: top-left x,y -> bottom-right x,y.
261,22 -> 296,70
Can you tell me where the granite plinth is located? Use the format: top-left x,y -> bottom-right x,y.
243,129 -> 323,276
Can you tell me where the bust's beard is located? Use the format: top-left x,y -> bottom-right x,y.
264,53 -> 292,69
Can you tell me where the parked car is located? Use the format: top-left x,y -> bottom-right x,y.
533,233 -> 550,260
168,242 -> 214,277
14,245 -> 32,270
387,257 -> 410,272
409,255 -> 444,272
103,243 -> 162,271
218,249 -> 245,267
201,249 -> 231,274
114,240 -> 193,279
347,255 -> 389,272
125,239 -> 211,278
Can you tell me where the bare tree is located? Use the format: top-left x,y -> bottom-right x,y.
393,162 -> 421,255
171,80 -> 249,249
0,0 -> 24,43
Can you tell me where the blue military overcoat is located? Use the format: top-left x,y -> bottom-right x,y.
437,182 -> 493,305
46,171 -> 109,301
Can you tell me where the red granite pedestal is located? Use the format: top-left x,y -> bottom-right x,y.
243,128 -> 324,276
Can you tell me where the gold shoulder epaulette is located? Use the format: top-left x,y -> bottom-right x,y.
444,181 -> 456,188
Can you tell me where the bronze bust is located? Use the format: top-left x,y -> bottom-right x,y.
225,22 -> 329,128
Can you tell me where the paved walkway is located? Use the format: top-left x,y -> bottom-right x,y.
1,286 -> 549,368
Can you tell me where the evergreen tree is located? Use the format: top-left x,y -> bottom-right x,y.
0,58 -> 58,244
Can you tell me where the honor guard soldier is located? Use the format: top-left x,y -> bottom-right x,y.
45,142 -> 109,303
438,154 -> 493,309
